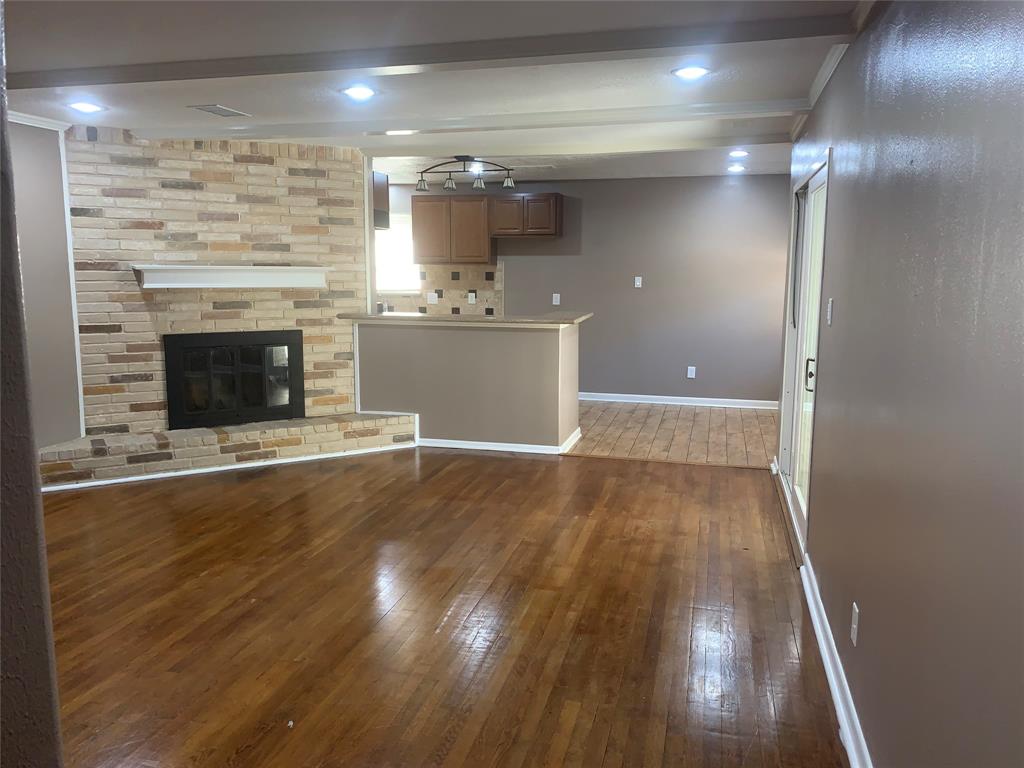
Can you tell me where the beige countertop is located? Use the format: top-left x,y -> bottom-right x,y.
337,311 -> 593,328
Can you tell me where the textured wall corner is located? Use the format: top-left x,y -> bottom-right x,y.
0,12 -> 66,764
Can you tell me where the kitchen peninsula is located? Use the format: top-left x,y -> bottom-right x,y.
343,312 -> 592,453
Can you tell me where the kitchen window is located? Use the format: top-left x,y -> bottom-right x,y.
374,212 -> 420,293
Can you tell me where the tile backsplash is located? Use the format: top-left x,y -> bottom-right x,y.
380,263 -> 504,316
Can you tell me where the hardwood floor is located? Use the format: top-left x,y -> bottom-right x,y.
44,449 -> 845,767
570,402 -> 778,469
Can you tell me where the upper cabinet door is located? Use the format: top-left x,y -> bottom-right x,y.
412,196 -> 451,263
488,196 -> 524,235
450,197 -> 493,263
524,194 -> 561,235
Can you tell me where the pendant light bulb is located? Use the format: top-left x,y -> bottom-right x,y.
443,174 -> 457,191
415,175 -> 429,192
502,173 -> 516,190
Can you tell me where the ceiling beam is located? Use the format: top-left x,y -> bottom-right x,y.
326,133 -> 795,161
129,99 -> 809,141
8,14 -> 855,90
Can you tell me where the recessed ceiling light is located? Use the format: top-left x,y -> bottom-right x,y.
672,66 -> 710,81
342,85 -> 375,101
384,129 -> 417,136
729,149 -> 749,158
68,101 -> 105,114
727,163 -> 746,173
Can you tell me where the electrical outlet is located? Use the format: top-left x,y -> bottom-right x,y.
850,602 -> 860,646
426,292 -> 438,305
467,291 -> 477,305
552,293 -> 561,306
686,366 -> 696,379
634,276 -> 643,288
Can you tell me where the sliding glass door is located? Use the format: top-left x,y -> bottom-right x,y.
790,166 -> 828,529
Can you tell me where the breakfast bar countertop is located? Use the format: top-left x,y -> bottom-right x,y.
337,311 -> 593,328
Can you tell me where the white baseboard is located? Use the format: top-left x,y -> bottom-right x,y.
41,442 -> 415,493
579,392 -> 778,409
801,556 -> 874,768
771,457 -> 807,554
419,427 -> 582,456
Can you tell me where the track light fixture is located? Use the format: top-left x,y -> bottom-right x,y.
415,156 -> 515,192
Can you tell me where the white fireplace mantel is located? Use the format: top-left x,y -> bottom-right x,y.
131,264 -> 330,290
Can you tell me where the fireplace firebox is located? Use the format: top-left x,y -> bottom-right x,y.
163,331 -> 305,429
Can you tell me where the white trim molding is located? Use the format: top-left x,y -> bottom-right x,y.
580,392 -> 778,409
41,442 -> 415,493
771,456 -> 807,553
132,263 -> 330,290
8,111 -> 72,131
419,427 -> 582,456
801,556 -> 875,768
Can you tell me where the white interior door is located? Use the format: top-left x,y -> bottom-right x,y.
789,166 -> 828,530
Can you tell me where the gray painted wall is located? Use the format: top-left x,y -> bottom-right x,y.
795,3 -> 1024,766
1,35 -> 66,763
9,122 -> 82,447
500,176 -> 790,401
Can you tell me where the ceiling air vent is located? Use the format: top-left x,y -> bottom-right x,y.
188,104 -> 252,118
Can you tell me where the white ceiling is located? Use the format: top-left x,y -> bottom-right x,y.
6,1 -> 857,73
375,144 -> 794,184
6,1 -> 858,180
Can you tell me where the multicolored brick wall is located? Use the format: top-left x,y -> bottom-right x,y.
39,413 -> 416,487
65,127 -> 368,438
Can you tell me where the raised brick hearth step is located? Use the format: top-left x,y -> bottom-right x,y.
39,412 -> 416,488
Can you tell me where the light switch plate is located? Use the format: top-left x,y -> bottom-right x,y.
826,297 -> 834,326
634,276 -> 643,288
467,291 -> 477,304
686,366 -> 696,379
850,602 -> 860,646
426,292 -> 438,305
552,293 -> 561,306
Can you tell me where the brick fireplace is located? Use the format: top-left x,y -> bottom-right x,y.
38,127 -> 415,488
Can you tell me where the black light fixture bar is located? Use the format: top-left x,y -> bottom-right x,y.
417,155 -> 515,177
416,156 -> 516,191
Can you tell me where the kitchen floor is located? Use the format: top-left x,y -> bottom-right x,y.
570,401 -> 778,469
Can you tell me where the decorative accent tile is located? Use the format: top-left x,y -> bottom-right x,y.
381,264 -> 504,318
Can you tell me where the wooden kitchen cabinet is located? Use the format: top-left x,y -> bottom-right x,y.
411,196 -> 451,263
412,192 -> 562,263
487,193 -> 562,236
450,197 -> 492,263
488,196 -> 525,235
524,194 -> 561,235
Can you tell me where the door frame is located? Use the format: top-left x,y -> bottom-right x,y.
773,148 -> 831,553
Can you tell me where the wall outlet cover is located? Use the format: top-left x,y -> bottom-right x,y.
467,291 -> 477,304
686,366 -> 696,379
426,292 -> 439,305
552,293 -> 561,306
634,276 -> 643,288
